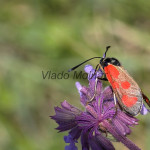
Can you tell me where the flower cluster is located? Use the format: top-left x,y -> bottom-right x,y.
51,65 -> 147,150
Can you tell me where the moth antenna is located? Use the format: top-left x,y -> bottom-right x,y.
68,57 -> 101,72
103,46 -> 111,58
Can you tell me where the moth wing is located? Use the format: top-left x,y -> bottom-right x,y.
105,64 -> 143,116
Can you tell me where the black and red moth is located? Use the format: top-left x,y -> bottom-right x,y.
69,46 -> 150,116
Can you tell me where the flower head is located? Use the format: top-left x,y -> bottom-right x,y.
51,65 -> 142,150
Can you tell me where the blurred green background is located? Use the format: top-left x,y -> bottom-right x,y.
0,0 -> 150,150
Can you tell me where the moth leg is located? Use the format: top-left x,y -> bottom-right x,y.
90,63 -> 105,79
113,93 -> 118,117
87,78 -> 98,105
87,63 -> 107,105
142,93 -> 150,107
96,63 -> 108,81
90,64 -> 100,79
98,63 -> 105,73
97,76 -> 108,81
114,93 -> 117,106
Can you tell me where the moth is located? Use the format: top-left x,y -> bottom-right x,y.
69,46 -> 150,116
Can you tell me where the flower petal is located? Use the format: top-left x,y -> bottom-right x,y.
80,86 -> 89,106
61,100 -> 81,115
103,120 -> 141,150
88,69 -> 96,80
64,134 -> 78,150
116,111 -> 138,126
89,134 -> 115,150
140,104 -> 149,115
113,118 -> 131,135
102,86 -> 113,101
64,134 -> 74,143
96,70 -> 103,78
69,126 -> 82,140
75,82 -> 82,95
84,65 -> 93,74
81,132 -> 90,150
51,101 -> 81,132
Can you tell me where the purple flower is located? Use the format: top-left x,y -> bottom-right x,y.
64,134 -> 78,150
140,104 -> 149,115
51,65 -> 142,150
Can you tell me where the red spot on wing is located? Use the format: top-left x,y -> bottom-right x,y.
106,73 -> 113,84
105,65 -> 120,79
121,81 -> 131,89
112,82 -> 119,89
122,95 -> 138,107
104,65 -> 120,89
